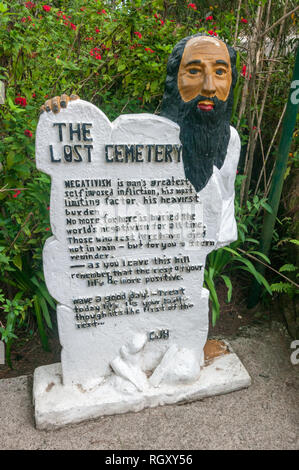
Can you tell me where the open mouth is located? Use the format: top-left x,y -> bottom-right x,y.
197,100 -> 214,111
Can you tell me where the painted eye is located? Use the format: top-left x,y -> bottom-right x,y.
216,69 -> 225,76
189,69 -> 199,75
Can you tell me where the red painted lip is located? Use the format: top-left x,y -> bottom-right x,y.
197,102 -> 214,111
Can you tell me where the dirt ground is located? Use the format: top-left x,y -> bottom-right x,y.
0,278 -> 289,380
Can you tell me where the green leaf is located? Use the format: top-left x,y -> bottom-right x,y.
12,254 -> 22,271
220,275 -> 233,302
241,266 -> 272,295
6,152 -> 14,169
245,238 -> 259,245
270,282 -> 294,294
39,296 -> 52,329
117,63 -> 126,72
0,3 -> 8,13
222,247 -> 240,257
33,296 -> 49,351
260,201 -> 273,213
248,251 -> 271,264
204,275 -> 220,322
279,264 -> 297,273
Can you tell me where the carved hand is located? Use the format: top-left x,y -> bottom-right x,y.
40,94 -> 80,114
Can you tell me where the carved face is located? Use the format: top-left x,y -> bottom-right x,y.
177,37 -> 232,111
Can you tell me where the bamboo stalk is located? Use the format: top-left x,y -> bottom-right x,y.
8,212 -> 33,251
258,128 -> 267,191
260,5 -> 299,38
237,248 -> 299,288
248,45 -> 299,307
240,3 -> 264,206
233,0 -> 242,48
254,102 -> 287,196
241,0 -> 290,205
252,1 -> 289,196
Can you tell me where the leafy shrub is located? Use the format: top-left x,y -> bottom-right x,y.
0,0 -> 297,362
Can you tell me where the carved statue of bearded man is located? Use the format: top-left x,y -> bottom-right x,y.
161,34 -> 241,247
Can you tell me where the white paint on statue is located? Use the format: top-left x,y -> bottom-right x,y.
33,99 -> 248,429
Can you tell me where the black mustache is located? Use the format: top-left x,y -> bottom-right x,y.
189,94 -> 224,107
197,96 -> 217,104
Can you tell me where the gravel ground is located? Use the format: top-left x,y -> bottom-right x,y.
0,322 -> 298,450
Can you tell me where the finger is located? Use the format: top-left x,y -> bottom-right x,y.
70,94 -> 80,101
60,93 -> 69,108
40,105 -> 46,114
51,96 -> 61,113
45,99 -> 52,112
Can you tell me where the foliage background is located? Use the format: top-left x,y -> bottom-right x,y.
0,0 -> 298,359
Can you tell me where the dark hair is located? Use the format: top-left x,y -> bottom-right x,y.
161,33 -> 237,123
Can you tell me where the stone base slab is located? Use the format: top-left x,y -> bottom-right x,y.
33,344 -> 251,430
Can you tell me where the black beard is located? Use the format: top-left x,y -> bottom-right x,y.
177,93 -> 232,192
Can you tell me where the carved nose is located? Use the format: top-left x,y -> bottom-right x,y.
202,73 -> 216,96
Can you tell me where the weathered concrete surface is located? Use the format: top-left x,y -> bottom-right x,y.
0,325 -> 298,450
33,346 -> 251,430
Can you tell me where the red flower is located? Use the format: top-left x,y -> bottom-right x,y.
70,23 -> 77,30
187,3 -> 197,10
241,18 -> 248,24
45,227 -> 50,231
97,9 -> 107,14
241,65 -> 252,79
13,190 -> 21,198
160,20 -> 164,25
25,1 -> 35,9
24,129 -> 33,137
90,48 -> 102,60
15,96 -> 27,107
145,47 -> 155,53
206,16 -> 213,21
80,7 -> 85,11
95,28 -> 100,33
208,30 -> 214,35
134,31 -> 142,39
42,5 -> 51,12
32,93 -> 36,98
21,17 -> 27,23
